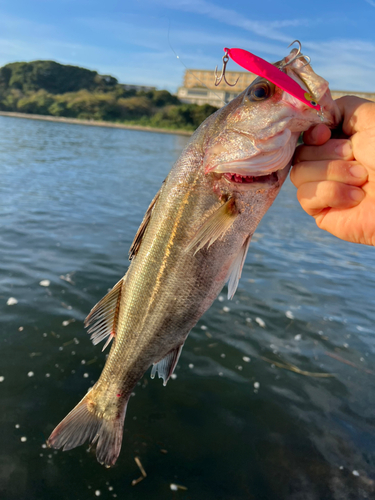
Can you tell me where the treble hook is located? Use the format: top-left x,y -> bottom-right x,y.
281,40 -> 311,69
214,51 -> 239,87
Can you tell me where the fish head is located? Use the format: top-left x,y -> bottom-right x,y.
203,47 -> 339,191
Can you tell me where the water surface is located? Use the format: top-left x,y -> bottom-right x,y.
0,115 -> 374,500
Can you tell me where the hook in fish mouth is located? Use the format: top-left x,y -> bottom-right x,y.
280,40 -> 311,69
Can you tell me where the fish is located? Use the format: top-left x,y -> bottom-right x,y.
47,48 -> 339,466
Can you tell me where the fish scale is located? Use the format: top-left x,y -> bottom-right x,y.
47,45 -> 339,466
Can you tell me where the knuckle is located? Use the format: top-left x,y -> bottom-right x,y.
296,187 -> 304,203
326,159 -> 350,177
318,180 -> 341,199
296,186 -> 309,206
292,145 -> 304,164
311,180 -> 342,208
290,164 -> 300,184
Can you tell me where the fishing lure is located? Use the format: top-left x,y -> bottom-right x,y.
215,43 -> 321,111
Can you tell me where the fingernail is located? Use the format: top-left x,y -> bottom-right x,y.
350,189 -> 364,201
334,141 -> 352,158
350,165 -> 367,178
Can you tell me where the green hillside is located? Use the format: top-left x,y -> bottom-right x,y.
0,60 -> 218,131
0,60 -> 118,94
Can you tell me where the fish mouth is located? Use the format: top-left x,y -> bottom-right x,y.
223,171 -> 279,185
208,135 -> 295,190
205,129 -> 296,181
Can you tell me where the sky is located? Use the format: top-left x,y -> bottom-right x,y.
0,0 -> 374,93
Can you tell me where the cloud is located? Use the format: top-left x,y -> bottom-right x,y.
365,0 -> 375,6
157,0 -> 308,43
75,15 -> 171,52
0,5 -> 374,93
299,38 -> 375,91
0,12 -> 62,44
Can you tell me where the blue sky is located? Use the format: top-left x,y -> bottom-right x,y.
0,0 -> 374,93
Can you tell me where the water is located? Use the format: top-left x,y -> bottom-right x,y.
0,115 -> 374,500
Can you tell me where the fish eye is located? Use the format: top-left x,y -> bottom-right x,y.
247,81 -> 274,102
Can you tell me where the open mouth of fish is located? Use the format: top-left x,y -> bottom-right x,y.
206,129 -> 295,186
223,171 -> 279,184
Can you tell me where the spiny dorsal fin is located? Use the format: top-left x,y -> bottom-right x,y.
227,235 -> 251,299
129,182 -> 164,261
84,277 -> 124,351
186,197 -> 239,255
150,344 -> 184,386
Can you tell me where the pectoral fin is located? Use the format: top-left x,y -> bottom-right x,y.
84,277 -> 124,351
226,235 -> 251,299
150,344 -> 184,386
186,198 -> 239,255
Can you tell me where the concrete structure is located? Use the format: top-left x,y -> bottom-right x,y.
177,69 -> 257,106
183,68 -> 256,91
177,69 -> 375,107
177,87 -> 240,107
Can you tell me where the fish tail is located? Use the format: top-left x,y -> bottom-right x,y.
47,392 -> 128,467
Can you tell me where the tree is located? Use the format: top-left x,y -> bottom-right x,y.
0,59 -> 219,129
16,90 -> 54,115
0,61 -> 119,94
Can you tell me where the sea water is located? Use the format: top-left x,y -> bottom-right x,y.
0,115 -> 374,499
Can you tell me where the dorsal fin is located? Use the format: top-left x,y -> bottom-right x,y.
84,278 -> 124,351
129,182 -> 164,261
150,344 -> 184,386
186,197 -> 239,255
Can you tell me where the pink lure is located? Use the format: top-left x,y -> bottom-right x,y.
224,47 -> 321,111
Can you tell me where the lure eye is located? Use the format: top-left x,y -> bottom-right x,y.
247,81 -> 274,102
304,92 -> 318,107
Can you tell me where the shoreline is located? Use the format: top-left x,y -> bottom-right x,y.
0,111 -> 194,136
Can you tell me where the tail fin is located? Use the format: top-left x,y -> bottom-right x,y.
47,393 -> 127,467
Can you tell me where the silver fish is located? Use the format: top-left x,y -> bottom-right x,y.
47,48 -> 339,466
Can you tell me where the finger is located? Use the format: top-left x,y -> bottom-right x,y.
302,123 -> 331,145
293,138 -> 354,164
351,128 -> 375,171
296,180 -> 365,216
290,160 -> 368,189
336,96 -> 375,136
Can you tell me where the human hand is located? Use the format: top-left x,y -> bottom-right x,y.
291,96 -> 375,245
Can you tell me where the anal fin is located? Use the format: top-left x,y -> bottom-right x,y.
227,235 -> 251,299
186,197 -> 239,255
150,344 -> 184,386
84,277 -> 124,351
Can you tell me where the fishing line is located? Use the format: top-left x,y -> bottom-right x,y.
167,19 -> 226,106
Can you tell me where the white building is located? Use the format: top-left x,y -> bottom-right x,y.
177,69 -> 375,107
